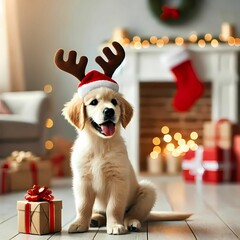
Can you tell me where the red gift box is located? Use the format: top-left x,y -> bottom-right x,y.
182,146 -> 236,183
203,147 -> 236,183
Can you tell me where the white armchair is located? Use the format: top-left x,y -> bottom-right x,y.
0,91 -> 50,157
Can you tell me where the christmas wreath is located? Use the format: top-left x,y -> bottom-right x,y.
148,0 -> 199,25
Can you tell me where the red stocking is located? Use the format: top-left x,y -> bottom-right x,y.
162,48 -> 204,112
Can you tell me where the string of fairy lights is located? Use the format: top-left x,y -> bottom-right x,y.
150,125 -> 199,159
117,33 -> 240,49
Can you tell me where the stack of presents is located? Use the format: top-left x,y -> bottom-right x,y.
0,136 -> 73,235
0,136 -> 72,194
0,151 -> 64,234
182,119 -> 240,184
0,151 -> 52,194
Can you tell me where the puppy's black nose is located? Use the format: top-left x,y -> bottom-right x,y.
103,108 -> 115,119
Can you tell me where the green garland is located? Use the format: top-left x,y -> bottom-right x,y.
148,0 -> 199,25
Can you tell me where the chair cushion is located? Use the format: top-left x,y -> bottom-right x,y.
0,115 -> 40,140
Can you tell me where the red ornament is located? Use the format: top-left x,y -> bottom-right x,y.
25,185 -> 54,202
161,5 -> 180,20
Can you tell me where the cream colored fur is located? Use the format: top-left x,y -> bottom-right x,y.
63,87 -> 191,235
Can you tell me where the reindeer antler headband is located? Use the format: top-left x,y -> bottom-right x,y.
54,41 -> 125,98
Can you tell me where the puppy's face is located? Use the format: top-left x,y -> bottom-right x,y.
85,88 -> 121,138
63,88 -> 133,138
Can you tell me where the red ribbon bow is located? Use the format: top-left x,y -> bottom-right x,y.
25,185 -> 54,202
24,185 -> 55,234
161,5 -> 180,20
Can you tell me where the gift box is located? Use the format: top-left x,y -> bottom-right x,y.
182,146 -> 236,183
50,154 -> 71,177
9,161 -> 52,191
17,200 -> 62,235
0,162 -> 10,194
5,151 -> 52,191
48,136 -> 72,177
234,135 -> 240,182
203,119 -> 239,149
182,147 -> 204,182
17,185 -> 62,235
203,147 -> 236,183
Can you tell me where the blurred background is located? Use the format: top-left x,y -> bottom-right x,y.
1,0 -> 239,139
1,0 -> 240,176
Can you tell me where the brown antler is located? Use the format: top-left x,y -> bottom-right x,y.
54,49 -> 88,81
95,41 -> 125,78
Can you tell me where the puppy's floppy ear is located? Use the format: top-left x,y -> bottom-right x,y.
119,95 -> 133,128
62,93 -> 86,130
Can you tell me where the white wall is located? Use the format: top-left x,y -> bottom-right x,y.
15,0 -> 240,139
0,0 -> 10,92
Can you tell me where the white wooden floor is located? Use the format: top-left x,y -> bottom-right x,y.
1,175 -> 240,240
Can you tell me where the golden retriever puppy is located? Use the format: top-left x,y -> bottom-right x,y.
55,41 -> 191,235
63,88 -> 157,234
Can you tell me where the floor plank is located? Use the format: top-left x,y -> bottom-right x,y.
0,191 -> 23,223
51,223 -> 99,240
163,179 -> 240,240
148,221 -> 195,240
145,177 -> 194,239
0,216 -> 19,240
202,184 -> 240,238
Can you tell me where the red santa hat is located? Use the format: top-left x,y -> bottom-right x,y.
77,70 -> 119,98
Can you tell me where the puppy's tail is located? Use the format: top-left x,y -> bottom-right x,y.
146,211 -> 192,221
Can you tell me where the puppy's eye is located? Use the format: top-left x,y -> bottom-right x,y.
111,99 -> 117,106
90,99 -> 98,106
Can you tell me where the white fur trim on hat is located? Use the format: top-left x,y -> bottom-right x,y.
78,80 -> 119,98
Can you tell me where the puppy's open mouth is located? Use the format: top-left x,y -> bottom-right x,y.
91,120 -> 116,137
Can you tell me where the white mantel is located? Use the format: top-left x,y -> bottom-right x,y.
115,44 -> 240,172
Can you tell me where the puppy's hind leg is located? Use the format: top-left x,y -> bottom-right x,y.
90,212 -> 106,227
124,180 -> 156,231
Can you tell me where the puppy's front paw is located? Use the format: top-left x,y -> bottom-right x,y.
124,219 -> 141,231
107,224 -> 126,235
68,220 -> 89,233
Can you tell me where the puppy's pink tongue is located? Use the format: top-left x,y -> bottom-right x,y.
101,122 -> 115,136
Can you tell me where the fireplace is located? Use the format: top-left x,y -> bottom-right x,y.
115,45 -> 240,172
139,81 -> 211,171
